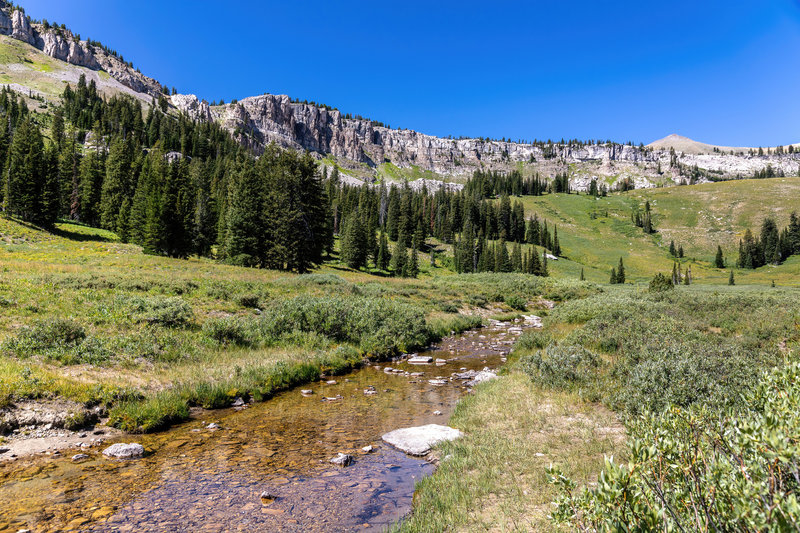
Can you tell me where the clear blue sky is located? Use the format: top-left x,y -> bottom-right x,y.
20,1 -> 800,146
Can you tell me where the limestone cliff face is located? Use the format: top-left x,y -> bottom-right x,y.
187,93 -> 799,186
0,2 -> 163,97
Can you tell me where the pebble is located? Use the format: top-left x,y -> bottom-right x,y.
206,423 -> 220,430
326,380 -> 337,385
362,445 -> 374,453
433,411 -> 443,416
301,390 -> 314,395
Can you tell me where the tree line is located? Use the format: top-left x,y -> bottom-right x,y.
737,215 -> 800,269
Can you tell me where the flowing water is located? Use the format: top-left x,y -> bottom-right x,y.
0,319 -> 531,532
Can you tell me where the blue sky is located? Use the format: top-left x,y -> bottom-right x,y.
20,1 -> 800,146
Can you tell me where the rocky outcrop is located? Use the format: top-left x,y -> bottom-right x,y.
10,9 -> 34,45
0,2 -> 163,97
206,94 -> 800,187
171,94 -> 213,122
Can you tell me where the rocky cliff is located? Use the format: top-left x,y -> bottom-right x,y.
166,93 -> 800,189
0,1 -> 163,98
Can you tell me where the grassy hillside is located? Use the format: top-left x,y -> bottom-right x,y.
0,216 -> 590,432
520,177 -> 800,285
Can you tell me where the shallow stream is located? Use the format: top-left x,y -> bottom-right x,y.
0,319 -> 531,532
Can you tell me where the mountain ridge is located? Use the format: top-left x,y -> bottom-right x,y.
0,0 -> 798,189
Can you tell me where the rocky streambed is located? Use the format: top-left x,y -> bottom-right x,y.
0,316 -> 541,532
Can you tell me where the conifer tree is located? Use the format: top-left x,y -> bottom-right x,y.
669,240 -> 676,256
610,267 -> 617,284
714,245 -> 725,268
376,231 -> 390,270
511,242 -> 522,272
100,137 -> 132,231
728,270 -> 735,285
391,231 -> 407,275
616,257 -> 626,284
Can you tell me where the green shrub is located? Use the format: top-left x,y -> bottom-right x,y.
550,362 -> 800,531
521,343 -> 601,390
203,317 -> 253,346
121,295 -> 194,327
505,295 -> 527,311
648,272 -> 673,292
257,295 -> 429,358
515,330 -> 552,351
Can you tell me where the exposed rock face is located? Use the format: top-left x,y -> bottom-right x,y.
0,2 -> 163,97
171,94 -> 212,122
206,94 -> 800,187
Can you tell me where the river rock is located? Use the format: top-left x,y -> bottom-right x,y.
232,397 -> 245,407
362,445 -> 374,453
206,423 -> 220,430
71,453 -> 89,462
408,356 -> 433,364
428,379 -> 448,385
330,453 -> 354,467
464,370 -> 498,387
301,389 -> 314,395
382,424 -> 464,456
102,443 -> 144,458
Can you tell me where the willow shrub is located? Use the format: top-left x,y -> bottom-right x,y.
550,362 -> 800,531
257,295 -> 429,358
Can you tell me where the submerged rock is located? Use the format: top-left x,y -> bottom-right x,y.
71,453 -> 89,462
102,443 -> 144,458
330,453 -> 354,467
408,356 -> 433,364
382,424 -> 464,456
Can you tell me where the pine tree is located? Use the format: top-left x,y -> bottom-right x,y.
407,241 -> 419,278
610,267 -> 617,284
678,245 -> 684,258
223,164 -> 264,267
511,242 -> 522,272
552,226 -> 561,256
669,240 -> 676,256
580,267 -> 585,281
714,245 -> 725,268
117,197 -> 131,243
341,214 -> 368,270
100,137 -> 132,231
376,231 -> 391,270
3,118 -> 54,226
728,270 -> 735,286
616,257 -> 626,284
391,232 -> 407,275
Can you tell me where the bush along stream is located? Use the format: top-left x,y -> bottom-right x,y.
0,315 -> 543,532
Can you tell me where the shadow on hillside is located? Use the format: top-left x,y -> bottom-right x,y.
51,225 -> 115,243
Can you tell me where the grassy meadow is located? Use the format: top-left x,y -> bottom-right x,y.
520,177 -> 800,285
0,215 -> 594,433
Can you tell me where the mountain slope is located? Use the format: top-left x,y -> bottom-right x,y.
648,133 -> 800,155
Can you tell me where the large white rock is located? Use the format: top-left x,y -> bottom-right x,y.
102,443 -> 144,458
382,424 -> 464,456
